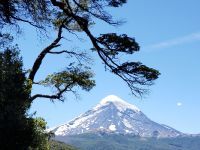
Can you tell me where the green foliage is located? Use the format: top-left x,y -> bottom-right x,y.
0,0 -> 50,27
0,48 -> 33,149
113,62 -> 160,82
49,140 -> 79,150
0,49 -> 50,150
107,0 -> 127,7
97,33 -> 139,55
0,33 -> 13,49
38,65 -> 95,100
42,66 -> 95,90
28,117 -> 50,150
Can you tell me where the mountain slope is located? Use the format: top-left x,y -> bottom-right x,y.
51,95 -> 182,138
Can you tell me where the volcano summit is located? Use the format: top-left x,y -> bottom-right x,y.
50,95 -> 182,138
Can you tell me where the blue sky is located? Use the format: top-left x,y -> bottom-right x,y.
16,0 -> 200,134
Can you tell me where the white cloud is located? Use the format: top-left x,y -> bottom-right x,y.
177,102 -> 182,107
144,32 -> 200,51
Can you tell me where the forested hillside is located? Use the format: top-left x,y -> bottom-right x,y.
50,140 -> 79,150
55,133 -> 200,150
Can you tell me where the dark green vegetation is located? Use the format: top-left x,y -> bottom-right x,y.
56,134 -> 200,150
0,0 -> 160,149
50,140 -> 79,150
0,48 -> 32,149
0,49 -> 50,150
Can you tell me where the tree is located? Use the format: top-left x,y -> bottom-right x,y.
0,0 -> 160,99
0,49 -> 50,150
0,48 -> 32,149
28,117 -> 50,150
0,0 -> 50,29
0,0 -> 160,148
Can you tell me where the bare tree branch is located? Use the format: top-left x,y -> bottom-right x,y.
48,50 -> 78,55
30,81 -> 74,101
11,15 -> 44,29
28,23 -> 64,82
48,49 -> 91,64
30,94 -> 62,101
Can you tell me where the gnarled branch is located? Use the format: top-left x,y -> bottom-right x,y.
30,66 -> 95,101
28,22 -> 64,82
30,82 -> 73,101
10,15 -> 44,29
50,0 -> 160,97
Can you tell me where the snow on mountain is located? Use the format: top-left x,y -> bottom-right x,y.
94,95 -> 140,112
51,95 -> 183,137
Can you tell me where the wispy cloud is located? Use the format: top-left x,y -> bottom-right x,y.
144,32 -> 200,51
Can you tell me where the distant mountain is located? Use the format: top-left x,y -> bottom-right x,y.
50,95 -> 183,137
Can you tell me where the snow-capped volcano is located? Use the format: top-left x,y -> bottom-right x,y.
51,95 -> 182,137
94,95 -> 140,112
